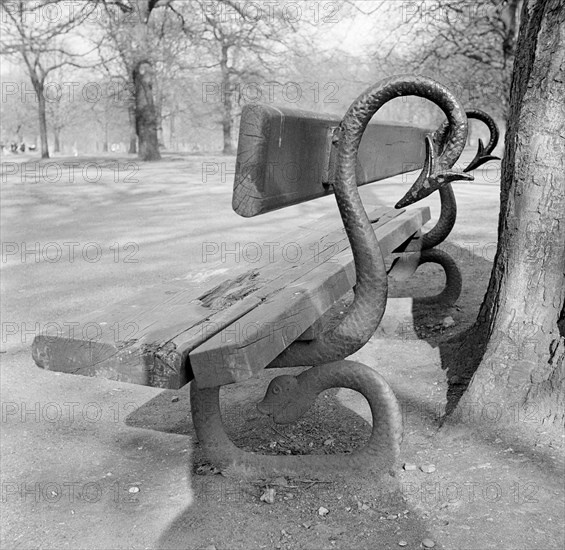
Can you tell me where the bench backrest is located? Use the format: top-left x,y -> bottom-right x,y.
232,103 -> 432,217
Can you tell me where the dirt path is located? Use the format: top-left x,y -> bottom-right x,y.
1,152 -> 563,550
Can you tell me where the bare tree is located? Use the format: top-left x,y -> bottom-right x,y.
95,0 -> 241,159
95,0 -> 170,160
378,0 -> 523,119
190,0 -> 302,154
0,68 -> 38,148
45,85 -> 75,153
445,0 -> 564,434
0,0 -> 96,158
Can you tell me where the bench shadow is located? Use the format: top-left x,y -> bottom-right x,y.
122,238 -> 550,549
387,241 -> 490,409
155,478 -> 436,550
124,371 -> 441,549
123,240 -> 558,549
388,241 -> 563,466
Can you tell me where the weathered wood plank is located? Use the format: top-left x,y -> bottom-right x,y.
32,204 -> 398,389
189,207 -> 431,388
233,103 -> 431,217
31,279 -> 263,388
296,228 -> 426,341
167,206 -> 400,369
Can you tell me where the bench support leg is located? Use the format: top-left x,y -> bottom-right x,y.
191,361 -> 403,480
415,249 -> 462,307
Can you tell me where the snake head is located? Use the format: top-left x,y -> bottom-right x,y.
257,375 -> 309,424
395,136 -> 474,208
463,138 -> 501,172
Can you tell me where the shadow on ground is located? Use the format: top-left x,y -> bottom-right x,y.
123,231 -> 563,550
126,371 -> 439,549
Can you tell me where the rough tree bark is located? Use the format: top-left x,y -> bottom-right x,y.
133,60 -> 161,161
448,0 -> 564,431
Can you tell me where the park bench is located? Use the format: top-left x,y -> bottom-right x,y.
32,76 -> 498,479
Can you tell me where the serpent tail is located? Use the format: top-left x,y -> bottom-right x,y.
191,361 -> 403,479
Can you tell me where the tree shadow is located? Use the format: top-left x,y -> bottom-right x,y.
388,241 -> 565,462
388,242 -> 491,403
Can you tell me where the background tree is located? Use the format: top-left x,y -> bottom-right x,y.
446,0 -> 564,432
43,62 -> 89,153
371,0 -> 523,122
96,0 -> 171,160
190,0 -> 302,154
95,0 -> 271,159
0,67 -> 38,148
0,0 -> 96,158
94,77 -> 132,153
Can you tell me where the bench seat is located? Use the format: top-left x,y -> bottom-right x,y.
32,204 -> 429,390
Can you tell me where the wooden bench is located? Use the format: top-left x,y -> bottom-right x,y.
32,105 -> 434,390
33,75 -> 490,478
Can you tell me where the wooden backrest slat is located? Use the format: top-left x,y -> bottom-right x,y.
233,103 -> 431,217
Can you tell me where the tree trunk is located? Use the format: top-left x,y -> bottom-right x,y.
220,45 -> 235,155
133,60 -> 161,161
222,115 -> 234,155
128,104 -> 137,154
169,111 -> 177,151
102,117 -> 109,153
155,86 -> 165,148
449,0 -> 565,430
33,79 -> 49,159
53,128 -> 61,153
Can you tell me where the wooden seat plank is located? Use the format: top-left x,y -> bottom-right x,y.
189,206 -> 430,388
33,204 -> 404,389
